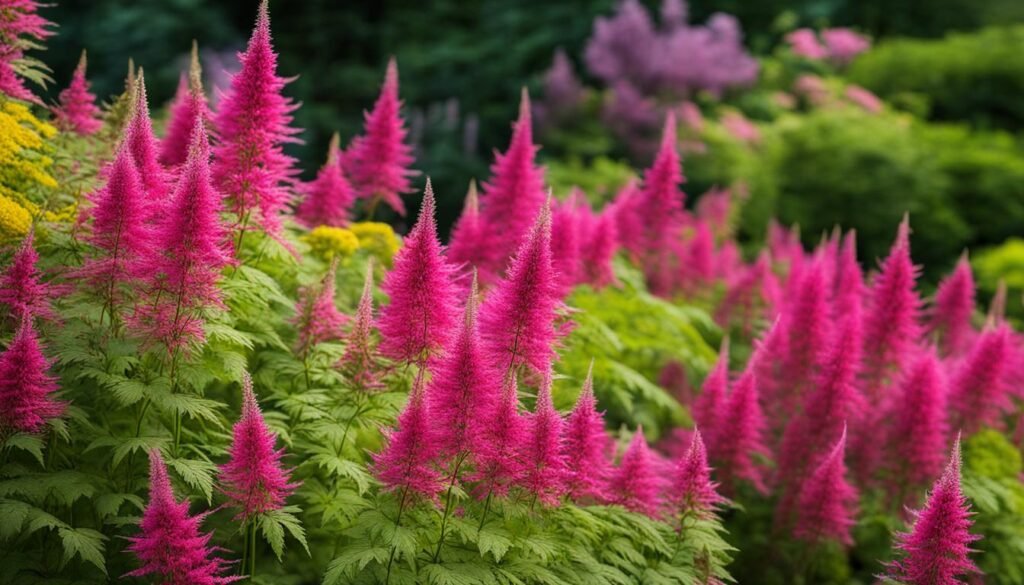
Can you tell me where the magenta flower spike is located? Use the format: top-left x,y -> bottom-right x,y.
212,0 -> 300,240
338,260 -> 383,391
550,197 -> 582,297
160,42 -> 211,168
610,179 -> 644,259
668,428 -> 727,520
714,365 -> 768,495
373,374 -> 442,500
637,113 -> 685,295
930,253 -> 976,357
833,231 -> 864,320
292,260 -> 348,354
563,365 -> 614,502
378,179 -> 461,365
470,375 -> 528,499
0,230 -> 55,323
296,133 -> 355,228
581,206 -> 620,288
220,372 -> 299,521
126,451 -> 239,585
609,427 -> 665,518
692,338 -> 729,450
124,71 -> 172,217
447,180 -> 491,281
519,375 -> 568,506
776,259 -> 830,415
479,200 -> 563,376
794,426 -> 858,546
475,89 -> 547,278
679,220 -> 715,293
52,51 -> 102,135
0,318 -> 63,433
346,57 -> 416,216
950,324 -> 1013,434
885,349 -> 949,495
886,438 -> 981,585
0,0 -> 54,103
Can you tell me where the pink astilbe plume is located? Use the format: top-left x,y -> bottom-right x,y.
479,201 -> 563,376
563,365 -> 614,502
610,179 -> 644,257
0,230 -> 55,323
885,437 -> 981,585
0,318 -> 63,433
832,231 -> 864,319
714,364 -> 768,495
884,349 -> 949,495
609,427 -> 665,518
126,451 -> 238,585
475,89 -> 547,278
378,179 -> 460,364
550,196 -> 582,297
930,253 -> 976,356
774,259 -> 830,417
296,133 -> 355,227
715,251 -> 774,331
160,42 -> 211,168
692,339 -> 729,448
668,428 -> 727,521
291,260 -> 348,354
447,180 -> 489,280
794,426 -> 858,546
950,324 -> 1013,434
51,51 -> 101,135
580,206 -> 619,288
373,375 -> 442,500
338,260 -> 383,391
220,372 -> 299,521
636,113 -> 685,295
212,0 -> 300,240
0,0 -> 54,103
519,375 -> 568,506
471,375 -> 528,499
346,57 -> 416,216
124,72 -> 172,217
130,118 -> 231,352
677,220 -> 715,294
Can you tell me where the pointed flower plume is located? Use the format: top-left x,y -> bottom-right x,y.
833,231 -> 864,321
220,372 -> 299,521
668,428 -> 727,520
951,324 -> 1013,434
124,71 -> 172,216
692,338 -> 729,448
471,375 -> 528,499
885,349 -> 949,493
930,254 -> 976,356
346,57 -> 416,216
581,206 -> 619,288
212,0 -> 300,239
0,230 -> 55,322
52,51 -> 102,135
609,427 -> 665,518
563,364 -> 613,502
775,259 -> 830,416
610,179 -> 644,258
292,260 -> 348,354
639,112 -> 685,246
378,179 -> 461,364
714,364 -> 768,495
0,318 -> 63,433
296,133 -> 355,227
126,451 -> 239,585
373,374 -> 442,500
479,200 -> 563,376
886,437 -> 981,585
446,180 -> 490,280
519,374 -> 568,506
550,196 -> 582,297
794,426 -> 858,546
160,41 -> 211,168
338,259 -> 383,391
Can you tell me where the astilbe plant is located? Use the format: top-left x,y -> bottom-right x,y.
950,324 -> 1013,434
632,113 -> 685,295
713,363 -> 768,495
445,180 -> 486,280
550,196 -> 582,297
518,375 -> 568,506
124,72 -> 172,217
608,427 -> 665,518
0,0 -> 54,102
562,364 -> 613,502
337,260 -> 383,391
292,259 -> 347,355
51,50 -> 101,135
668,428 -> 727,522
929,253 -> 976,356
580,206 -> 619,288
160,42 -> 210,168
794,426 -> 858,546
0,230 -> 55,323
692,338 -> 729,447
296,133 -> 355,228
470,375 -> 528,500
0,317 -> 63,433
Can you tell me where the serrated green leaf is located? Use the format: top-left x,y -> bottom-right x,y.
58,527 -> 107,574
5,434 -> 44,467
165,457 -> 217,502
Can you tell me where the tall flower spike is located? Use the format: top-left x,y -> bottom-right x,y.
220,372 -> 299,521
129,118 -> 231,352
564,363 -> 614,502
833,231 -> 864,322
637,112 -> 685,295
692,338 -> 729,450
378,179 -> 461,365
668,428 -> 727,521
714,364 -> 768,495
373,374 -> 442,499
0,318 -> 63,433
885,349 -> 949,497
52,50 -> 102,135
774,259 -> 830,421
950,324 -> 1012,434
930,253 -> 976,356
550,197 -> 582,297
519,374 -> 568,506
0,230 -> 55,323
212,0 -> 300,240
475,89 -> 547,278
886,437 -> 981,585
346,57 -> 416,216
124,71 -> 172,217
292,259 -> 348,354
447,179 -> 490,280
479,199 -> 562,376
160,41 -> 211,168
609,427 -> 665,518
470,374 -> 528,499
296,133 -> 355,228
795,426 -> 858,546
581,206 -> 620,288
338,259 -> 383,391
126,451 -> 239,585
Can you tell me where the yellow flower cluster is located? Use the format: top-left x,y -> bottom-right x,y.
0,99 -> 58,239
0,193 -> 32,242
349,221 -> 401,267
304,226 -> 361,261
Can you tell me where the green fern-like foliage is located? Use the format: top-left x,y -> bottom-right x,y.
962,429 -> 1024,584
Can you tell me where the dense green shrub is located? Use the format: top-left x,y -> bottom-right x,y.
973,238 -> 1024,323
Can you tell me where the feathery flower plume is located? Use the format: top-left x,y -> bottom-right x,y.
446,180 -> 490,280
220,373 -> 299,521
550,197 -> 582,297
950,324 -> 1013,434
378,179 -> 460,364
291,260 -> 347,354
610,179 -> 644,258
833,231 -> 864,320
0,0 -> 54,103
373,374 -> 442,499
126,451 -> 238,585
0,230 -> 55,322
475,89 -> 547,277
519,375 -> 567,506
668,428 -> 727,521
581,206 -> 619,288
774,259 -> 830,416
637,113 -> 685,295
212,0 -> 300,240
563,364 -> 614,502
346,57 -> 416,216
338,259 -> 383,391
479,200 -> 562,376
0,318 -> 63,433
124,71 -> 172,216
52,51 -> 102,135
930,253 -> 976,356
160,41 -> 211,168
885,437 -> 981,585
794,426 -> 858,546
693,339 -> 729,448
714,364 -> 768,495
296,133 -> 355,227
609,427 -> 664,518
471,375 -> 528,499
715,251 -> 773,330
885,349 -> 949,496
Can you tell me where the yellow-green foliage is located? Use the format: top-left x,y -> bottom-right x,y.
962,430 -> 1024,584
348,221 -> 400,267
303,225 -> 361,262
973,238 -> 1024,322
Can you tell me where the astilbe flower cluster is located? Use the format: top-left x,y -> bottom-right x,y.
338,261 -> 383,391
291,260 -> 348,355
579,206 -> 619,288
787,27 -> 871,65
518,376 -> 568,506
713,363 -> 768,495
950,324 -> 1013,434
470,376 -> 529,499
563,366 -> 614,501
692,338 -> 729,446
124,73 -> 172,218
884,349 -> 949,496
0,230 -> 55,322
668,429 -> 727,521
608,427 -> 664,518
445,180 -> 486,280
0,0 -> 54,102
51,51 -> 101,135
794,427 -> 858,546
929,254 -> 976,356
160,42 -> 210,168
374,374 -> 442,500
296,133 -> 355,228
0,318 -> 63,433
550,195 -> 583,297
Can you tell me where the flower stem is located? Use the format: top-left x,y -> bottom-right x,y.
431,453 -> 467,562
384,487 -> 410,584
